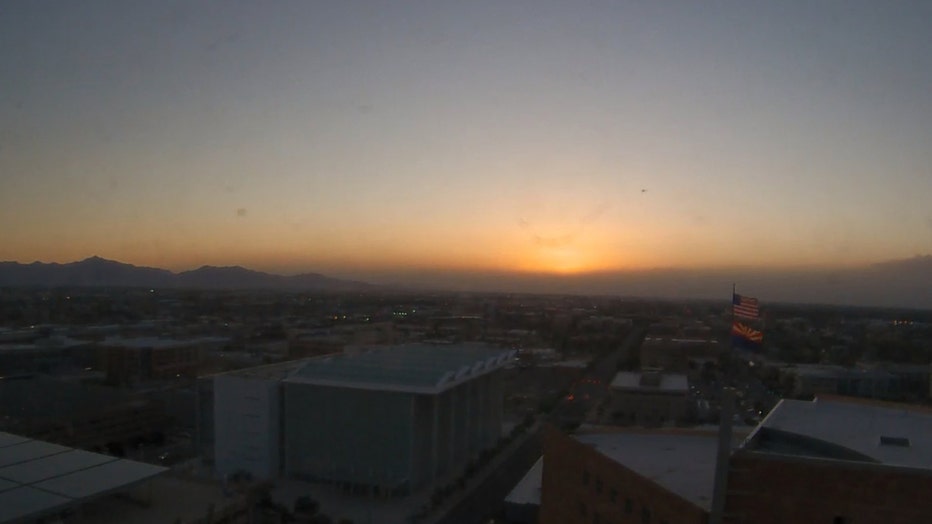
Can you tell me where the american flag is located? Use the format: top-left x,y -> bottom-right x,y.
733,293 -> 759,319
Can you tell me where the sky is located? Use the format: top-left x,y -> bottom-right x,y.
1,1 -> 931,283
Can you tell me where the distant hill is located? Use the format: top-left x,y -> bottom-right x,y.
373,255 -> 932,310
0,257 -> 374,292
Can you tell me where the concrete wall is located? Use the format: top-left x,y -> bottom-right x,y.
724,451 -> 932,524
282,369 -> 505,494
213,374 -> 281,480
195,376 -> 214,462
539,427 -> 708,524
284,383 -> 414,494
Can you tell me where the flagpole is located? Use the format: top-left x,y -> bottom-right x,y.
731,282 -> 736,351
711,283 -> 737,524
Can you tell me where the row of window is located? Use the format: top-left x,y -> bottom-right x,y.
580,469 -> 669,524
578,500 -> 669,524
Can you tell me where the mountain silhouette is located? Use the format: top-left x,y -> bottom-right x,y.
0,257 -> 373,291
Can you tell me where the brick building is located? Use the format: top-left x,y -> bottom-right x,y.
100,336 -> 223,385
540,396 -> 932,524
609,371 -> 689,427
540,426 -> 729,524
722,396 -> 932,524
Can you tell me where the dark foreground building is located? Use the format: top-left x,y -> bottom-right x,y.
723,396 -> 932,524
540,396 -> 932,524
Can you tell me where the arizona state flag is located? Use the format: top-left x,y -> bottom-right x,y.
732,321 -> 763,349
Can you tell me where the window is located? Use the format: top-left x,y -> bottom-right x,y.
595,478 -> 603,493
582,469 -> 590,485
609,488 -> 618,503
641,507 -> 651,524
593,512 -> 600,524
578,501 -> 588,517
625,498 -> 633,514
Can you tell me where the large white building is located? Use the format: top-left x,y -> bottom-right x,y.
283,343 -> 511,495
210,360 -> 307,480
206,343 -> 512,495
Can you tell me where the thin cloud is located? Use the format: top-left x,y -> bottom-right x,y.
518,200 -> 611,248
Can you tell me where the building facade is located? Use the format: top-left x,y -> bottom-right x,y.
722,397 -> 932,524
282,344 -> 509,495
540,426 -> 715,524
609,371 -> 689,427
204,343 -> 510,494
100,337 -> 216,385
541,396 -> 932,524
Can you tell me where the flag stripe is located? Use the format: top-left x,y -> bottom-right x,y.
732,321 -> 763,343
733,293 -> 760,319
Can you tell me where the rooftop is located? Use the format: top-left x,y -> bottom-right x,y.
575,429 -> 730,511
99,336 -> 229,350
746,397 -> 932,469
285,343 -> 514,394
0,432 -> 167,523
611,372 -> 689,393
218,357 -> 312,380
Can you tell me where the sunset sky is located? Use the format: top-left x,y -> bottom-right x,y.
2,1 -> 931,282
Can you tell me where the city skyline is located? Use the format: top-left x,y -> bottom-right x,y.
2,1 -> 931,281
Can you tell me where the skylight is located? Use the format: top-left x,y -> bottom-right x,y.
879,436 -> 911,447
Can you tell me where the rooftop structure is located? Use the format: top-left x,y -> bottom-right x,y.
539,426 -> 747,524
611,371 -> 689,393
283,343 -> 512,494
0,431 -> 167,523
725,396 -> 932,523
286,342 -> 513,394
220,357 -> 310,380
745,396 -> 932,468
609,371 -> 690,426
576,430 -> 723,511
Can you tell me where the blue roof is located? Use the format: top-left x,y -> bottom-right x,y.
286,343 -> 513,393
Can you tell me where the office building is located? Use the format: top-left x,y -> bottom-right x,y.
609,371 -> 689,427
204,343 -> 512,496
540,426 -> 730,524
723,396 -> 932,523
283,343 -> 511,495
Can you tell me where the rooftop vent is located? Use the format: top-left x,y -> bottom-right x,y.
879,436 -> 911,447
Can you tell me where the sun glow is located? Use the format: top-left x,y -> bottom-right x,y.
517,246 -> 609,274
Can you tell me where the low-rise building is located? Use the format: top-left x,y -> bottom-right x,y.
99,336 -> 226,385
203,343 -> 513,497
540,426 -> 734,524
609,371 -> 689,427
283,343 -> 511,495
0,376 -> 168,450
723,396 -> 932,523
640,337 -> 721,372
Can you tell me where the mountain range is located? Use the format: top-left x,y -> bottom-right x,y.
369,255 -> 932,310
0,255 -> 929,309
0,256 -> 373,292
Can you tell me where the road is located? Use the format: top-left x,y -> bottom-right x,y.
551,322 -> 649,428
434,322 -> 649,524
435,430 -> 541,524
